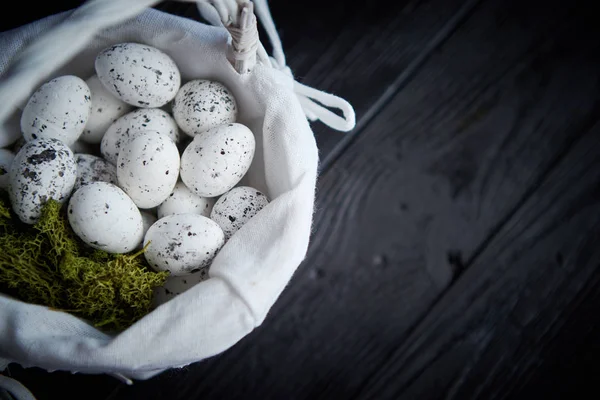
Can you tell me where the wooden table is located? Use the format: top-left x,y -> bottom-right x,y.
2,0 -> 600,398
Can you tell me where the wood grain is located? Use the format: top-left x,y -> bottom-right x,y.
107,0 -> 600,399
355,120 -> 600,400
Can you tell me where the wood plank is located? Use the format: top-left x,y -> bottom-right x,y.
107,0 -> 600,399
355,120 -> 600,400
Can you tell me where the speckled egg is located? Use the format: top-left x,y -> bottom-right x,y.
9,138 -> 77,223
157,181 -> 215,219
74,153 -> 117,191
101,108 -> 180,165
0,149 -> 15,190
153,270 -> 209,306
172,79 -> 237,137
117,131 -> 180,209
144,213 -> 224,275
180,123 -> 255,197
68,182 -> 143,253
80,75 -> 132,144
95,43 -> 180,108
20,76 -> 92,146
210,186 -> 269,240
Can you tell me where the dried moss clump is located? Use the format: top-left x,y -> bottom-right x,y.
0,196 -> 168,330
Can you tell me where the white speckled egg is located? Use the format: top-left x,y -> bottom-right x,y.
172,79 -> 237,137
144,213 -> 224,275
80,75 -> 132,144
157,181 -> 215,219
153,271 -> 209,306
68,182 -> 143,253
117,131 -> 180,209
74,153 -> 117,191
210,186 -> 269,240
95,43 -> 180,108
20,76 -> 92,146
9,138 -> 77,223
0,149 -> 15,190
180,123 -> 255,197
101,108 -> 180,165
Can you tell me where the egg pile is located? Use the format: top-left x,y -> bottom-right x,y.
0,43 -> 269,297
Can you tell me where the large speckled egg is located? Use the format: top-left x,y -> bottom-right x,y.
180,123 -> 255,197
210,186 -> 269,240
153,271 -> 209,306
0,149 -> 15,190
68,182 -> 143,253
144,213 -> 224,275
172,79 -> 237,137
20,76 -> 92,146
95,43 -> 180,108
80,75 -> 132,144
117,131 -> 180,209
9,138 -> 77,223
74,153 -> 117,191
157,181 -> 215,219
101,108 -> 180,165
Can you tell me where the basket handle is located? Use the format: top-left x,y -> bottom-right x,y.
0,0 -> 355,134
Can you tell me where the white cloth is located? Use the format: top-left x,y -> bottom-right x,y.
0,4 -> 339,381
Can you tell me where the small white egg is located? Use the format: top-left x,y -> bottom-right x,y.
9,138 -> 77,223
153,271 -> 209,306
95,43 -> 180,108
0,149 -> 15,190
117,131 -> 180,209
180,123 -> 255,197
68,182 -> 143,254
157,181 -> 215,219
210,186 -> 269,240
80,75 -> 132,144
20,76 -> 92,146
144,213 -> 224,275
74,153 -> 117,191
101,108 -> 180,165
172,79 -> 237,136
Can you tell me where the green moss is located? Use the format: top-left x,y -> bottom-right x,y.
0,196 -> 168,330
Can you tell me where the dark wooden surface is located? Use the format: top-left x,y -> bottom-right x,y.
2,0 -> 600,399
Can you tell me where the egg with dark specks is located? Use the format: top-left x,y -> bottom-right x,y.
20,76 -> 92,146
74,153 -> 117,191
144,213 -> 224,275
8,138 -> 77,223
117,131 -> 180,209
68,182 -> 143,253
210,186 -> 269,240
153,270 -> 209,305
157,181 -> 215,219
0,149 -> 15,190
101,108 -> 180,165
180,123 -> 255,197
95,43 -> 181,108
80,75 -> 132,144
172,79 -> 238,136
